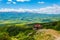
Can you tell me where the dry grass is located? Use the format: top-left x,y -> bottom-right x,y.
34,29 -> 60,40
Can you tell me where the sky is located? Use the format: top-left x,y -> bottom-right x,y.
0,0 -> 60,14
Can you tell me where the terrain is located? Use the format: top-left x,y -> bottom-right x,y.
0,12 -> 60,24
0,12 -> 60,40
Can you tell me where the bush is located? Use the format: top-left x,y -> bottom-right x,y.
0,32 -> 11,40
7,26 -> 21,36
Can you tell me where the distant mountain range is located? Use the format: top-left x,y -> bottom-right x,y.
0,12 -> 60,24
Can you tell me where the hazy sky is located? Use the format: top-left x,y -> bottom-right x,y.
0,0 -> 60,14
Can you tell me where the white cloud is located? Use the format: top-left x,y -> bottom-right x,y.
0,4 -> 60,14
38,1 -> 45,4
38,4 -> 60,14
16,0 -> 30,2
12,2 -> 16,4
7,0 -> 16,4
7,0 -> 30,4
8,0 -> 12,2
6,1 -> 11,4
7,0 -> 12,4
7,1 -> 16,4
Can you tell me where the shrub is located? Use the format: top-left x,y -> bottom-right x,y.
0,32 -> 11,40
7,26 -> 21,36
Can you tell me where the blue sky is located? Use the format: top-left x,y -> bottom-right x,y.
0,0 -> 60,14
0,0 -> 60,8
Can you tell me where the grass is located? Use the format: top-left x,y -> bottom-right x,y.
0,21 -> 60,40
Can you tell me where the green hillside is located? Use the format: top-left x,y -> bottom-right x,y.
0,21 -> 60,40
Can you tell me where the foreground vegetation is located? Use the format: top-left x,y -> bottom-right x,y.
0,21 -> 60,40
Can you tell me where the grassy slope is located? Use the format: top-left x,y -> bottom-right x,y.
0,21 -> 60,40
